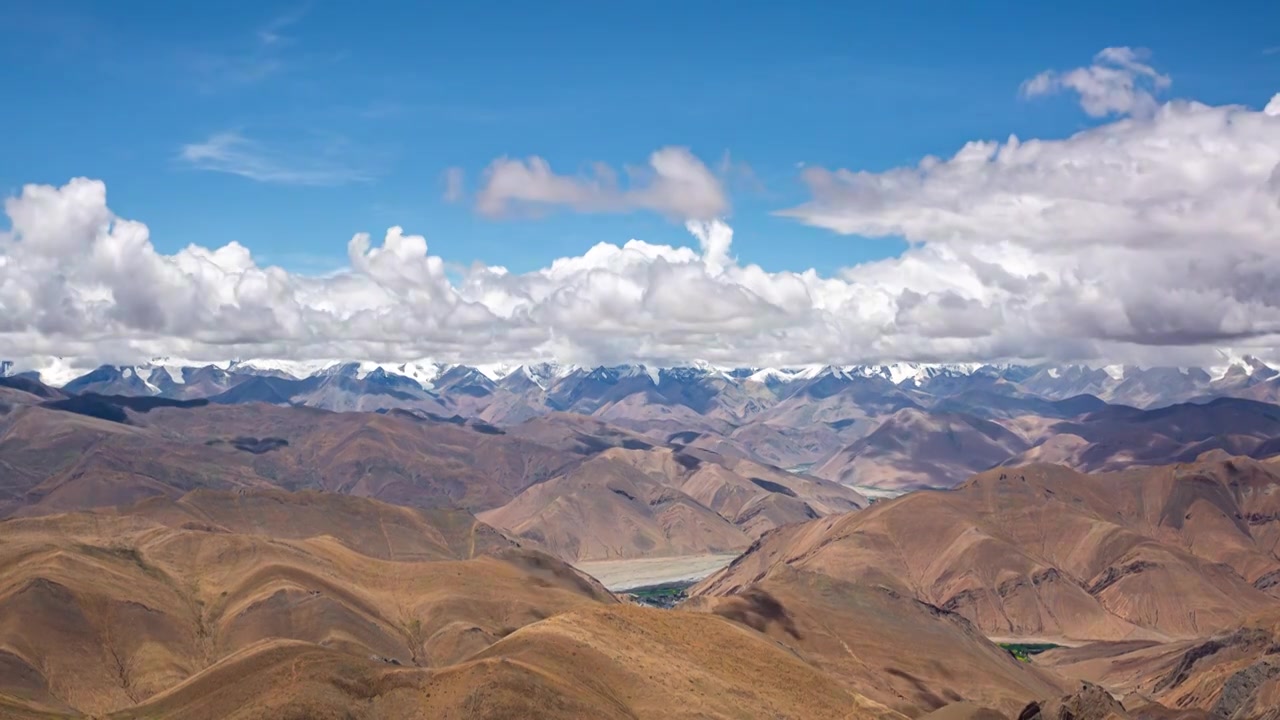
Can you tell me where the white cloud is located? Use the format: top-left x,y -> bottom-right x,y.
180,131 -> 375,186
1021,46 -> 1171,118
6,60 -> 1280,370
475,146 -> 727,220
442,167 -> 465,203
0,176 -> 824,367
781,78 -> 1280,360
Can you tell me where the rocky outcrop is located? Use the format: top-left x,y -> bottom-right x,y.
1019,681 -> 1128,720
1211,660 -> 1280,719
1155,628 -> 1272,693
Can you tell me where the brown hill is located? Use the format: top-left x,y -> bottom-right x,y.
1034,610 -> 1280,719
3,399 -> 863,564
674,447 -> 867,536
0,488 -> 913,720
696,457 -> 1280,643
814,407 -> 1030,490
99,604 -> 906,720
687,564 -> 1069,717
478,445 -> 866,561
0,490 -> 611,717
506,412 -> 870,532
478,449 -> 753,561
0,400 -> 581,517
800,396 -> 1280,494
503,411 -> 665,454
0,376 -> 67,406
731,373 -> 921,469
1006,398 -> 1280,474
135,403 -> 579,510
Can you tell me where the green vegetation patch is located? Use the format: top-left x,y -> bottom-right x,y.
998,642 -> 1061,662
626,580 -> 694,609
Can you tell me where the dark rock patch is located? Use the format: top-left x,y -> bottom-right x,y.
1155,628 -> 1272,693
1087,560 -> 1158,595
1211,660 -> 1280,719
748,477 -> 796,497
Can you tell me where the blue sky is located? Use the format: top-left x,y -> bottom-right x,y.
3,0 -> 1278,276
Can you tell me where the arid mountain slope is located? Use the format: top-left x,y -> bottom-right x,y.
1010,398 -> 1280,473
0,490 -> 612,717
1034,610 -> 1280,719
0,399 -> 581,517
0,489 -> 908,720
134,403 -> 579,510
0,376 -> 67,405
811,397 -> 1280,492
479,445 -> 867,561
815,407 -> 1030,490
95,604 -> 907,720
3,396 -> 862,564
18,369 -> 1280,504
478,450 -> 753,561
688,564 -> 1069,717
697,457 -> 1280,643
673,446 -> 867,536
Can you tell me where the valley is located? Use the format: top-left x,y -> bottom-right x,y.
4,358 -> 1280,718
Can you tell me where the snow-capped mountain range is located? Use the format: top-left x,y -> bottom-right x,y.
5,355 -> 1279,411
8,353 -> 1280,495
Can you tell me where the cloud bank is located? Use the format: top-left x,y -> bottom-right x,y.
4,50 -> 1280,370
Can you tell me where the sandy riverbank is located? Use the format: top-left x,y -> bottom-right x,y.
574,553 -> 739,591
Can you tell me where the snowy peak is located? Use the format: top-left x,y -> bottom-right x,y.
381,361 -> 450,388
743,363 -> 989,387
658,365 -> 723,385
8,355 -> 1280,414
518,362 -> 578,389
1210,355 -> 1277,384
434,365 -> 498,397
228,358 -> 343,380
62,364 -> 162,396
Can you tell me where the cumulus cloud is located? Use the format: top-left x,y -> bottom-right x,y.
1021,46 -> 1171,117
781,72 -> 1280,362
475,146 -> 727,220
6,54 -> 1280,370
